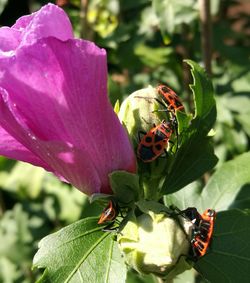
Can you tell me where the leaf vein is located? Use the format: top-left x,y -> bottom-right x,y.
64,232 -> 110,283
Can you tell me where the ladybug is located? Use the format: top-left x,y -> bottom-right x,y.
137,120 -> 175,162
98,200 -> 119,225
156,84 -> 185,114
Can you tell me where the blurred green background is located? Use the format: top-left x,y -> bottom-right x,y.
0,0 -> 249,282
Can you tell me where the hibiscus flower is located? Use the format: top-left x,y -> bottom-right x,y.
0,4 -> 136,195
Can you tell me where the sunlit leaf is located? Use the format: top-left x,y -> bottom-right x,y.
165,151 -> 250,212
33,217 -> 126,283
161,60 -> 217,195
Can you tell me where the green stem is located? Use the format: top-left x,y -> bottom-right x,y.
157,278 -> 164,283
80,0 -> 89,39
142,177 -> 161,201
0,190 -> 5,216
180,24 -> 193,111
199,0 -> 212,76
157,277 -> 173,283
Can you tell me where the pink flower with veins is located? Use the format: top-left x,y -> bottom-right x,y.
0,4 -> 136,195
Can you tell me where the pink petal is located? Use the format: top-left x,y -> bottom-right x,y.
0,126 -> 51,170
0,27 -> 21,53
0,37 -> 136,194
0,4 -> 73,54
0,87 -> 104,195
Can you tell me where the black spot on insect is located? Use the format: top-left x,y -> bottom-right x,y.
154,130 -> 167,142
155,144 -> 162,151
139,145 -> 155,160
145,136 -> 152,143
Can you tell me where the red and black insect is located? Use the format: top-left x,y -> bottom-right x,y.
98,200 -> 119,225
137,120 -> 175,162
178,207 -> 216,260
156,84 -> 185,114
136,85 -> 183,163
191,209 -> 216,258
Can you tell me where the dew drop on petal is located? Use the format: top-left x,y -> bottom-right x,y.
28,132 -> 37,140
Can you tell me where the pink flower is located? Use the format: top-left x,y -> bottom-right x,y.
0,4 -> 136,195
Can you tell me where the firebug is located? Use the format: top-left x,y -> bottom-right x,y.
171,206 -> 216,260
156,84 -> 185,114
137,120 -> 175,162
98,200 -> 118,225
191,209 -> 216,258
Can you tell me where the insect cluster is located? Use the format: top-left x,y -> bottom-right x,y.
137,84 -> 184,163
98,200 -> 216,261
97,84 -> 216,262
173,206 -> 216,261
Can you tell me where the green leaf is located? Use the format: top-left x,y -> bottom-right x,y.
109,171 -> 140,203
121,0 -> 150,11
43,176 -> 87,223
210,0 -> 220,16
161,137 -> 217,195
136,200 -> 171,215
152,0 -> 174,40
195,210 -> 250,283
220,125 -> 248,155
0,204 -> 34,262
173,268 -> 196,283
126,269 -> 158,283
114,99 -> 120,114
225,95 -> 250,114
0,203 -> 42,282
0,0 -> 7,15
236,113 -> 250,137
164,151 -> 250,212
176,111 -> 192,135
152,0 -> 198,41
0,161 -> 46,198
33,217 -> 127,283
134,44 -> 173,68
164,181 -> 202,211
199,151 -> 250,211
0,258 -> 18,283
185,60 -> 216,132
160,60 -> 217,195
230,184 -> 250,210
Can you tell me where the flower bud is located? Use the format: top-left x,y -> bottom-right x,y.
118,86 -> 165,146
118,205 -> 192,279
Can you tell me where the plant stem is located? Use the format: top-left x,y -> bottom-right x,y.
157,277 -> 173,283
199,0 -> 213,184
0,190 -> 5,216
180,24 -> 193,110
80,0 -> 89,39
199,0 -> 212,76
157,278 -> 164,283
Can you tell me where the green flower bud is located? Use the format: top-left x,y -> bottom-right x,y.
118,85 -> 165,146
118,203 -> 192,279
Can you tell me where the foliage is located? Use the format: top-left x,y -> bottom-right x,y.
0,0 -> 249,283
33,218 -> 127,283
195,209 -> 250,283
